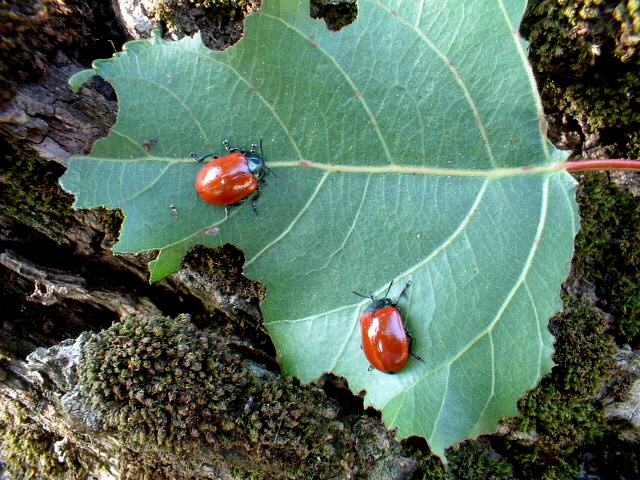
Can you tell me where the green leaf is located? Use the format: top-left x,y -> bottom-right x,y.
59,0 -> 580,458
69,69 -> 97,93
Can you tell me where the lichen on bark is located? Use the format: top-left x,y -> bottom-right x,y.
521,0 -> 640,158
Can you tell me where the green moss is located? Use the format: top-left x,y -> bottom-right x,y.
78,314 -> 367,479
580,429 -> 640,479
406,439 -> 515,480
79,314 -> 253,455
574,172 -> 640,342
499,297 -> 617,479
521,0 -> 640,157
0,402 -> 88,480
183,243 -> 246,280
154,0 -> 257,31
310,0 -> 358,32
446,442 -> 515,480
523,0 -> 640,71
0,142 -> 76,242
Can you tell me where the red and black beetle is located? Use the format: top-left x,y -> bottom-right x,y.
353,281 -> 420,374
193,139 -> 269,214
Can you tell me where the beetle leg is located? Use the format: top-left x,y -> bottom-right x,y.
250,188 -> 261,214
265,166 -> 280,180
191,152 -> 218,163
406,333 -> 425,363
222,139 -> 242,154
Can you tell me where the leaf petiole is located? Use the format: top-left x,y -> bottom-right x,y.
564,159 -> 640,172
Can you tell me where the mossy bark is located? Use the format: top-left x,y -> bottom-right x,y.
1,1 -> 639,479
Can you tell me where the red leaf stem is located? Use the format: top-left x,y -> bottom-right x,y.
564,159 -> 640,172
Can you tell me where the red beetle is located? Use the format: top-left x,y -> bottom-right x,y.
354,282 -> 419,374
193,140 -> 269,214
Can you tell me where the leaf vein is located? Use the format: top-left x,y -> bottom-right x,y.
472,331 -> 497,436
496,0 -> 552,160
245,172 -> 331,266
261,11 -> 393,164
198,53 -> 305,161
398,176 -> 552,415
372,0 -> 495,167
429,365 -> 451,441
305,174 -> 373,277
104,74 -> 210,144
524,281 -> 545,380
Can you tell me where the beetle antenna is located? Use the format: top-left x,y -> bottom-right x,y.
383,281 -> 394,298
396,281 -> 411,301
223,139 -> 242,154
266,166 -> 280,180
191,152 -> 217,163
258,139 -> 281,180
353,291 -> 375,300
